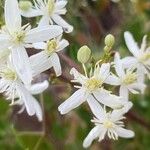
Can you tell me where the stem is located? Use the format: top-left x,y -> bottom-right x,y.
82,63 -> 88,77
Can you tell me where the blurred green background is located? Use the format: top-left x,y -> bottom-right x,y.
1,0 -> 150,149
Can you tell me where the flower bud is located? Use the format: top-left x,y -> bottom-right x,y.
19,1 -> 32,11
77,45 -> 91,63
104,34 -> 115,48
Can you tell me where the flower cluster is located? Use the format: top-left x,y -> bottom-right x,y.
0,0 -> 72,121
58,32 -> 150,148
0,0 -> 149,149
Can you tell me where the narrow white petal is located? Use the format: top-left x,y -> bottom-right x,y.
29,80 -> 49,95
52,14 -> 73,33
5,0 -> 21,32
128,83 -> 146,94
105,75 -> 120,85
111,101 -> 133,122
21,8 -> 43,17
33,42 -> 46,50
99,63 -> 110,79
25,25 -> 63,43
119,86 -> 129,101
49,53 -> 62,76
30,51 -> 52,76
16,83 -> 35,116
0,34 -> 11,49
137,65 -> 145,83
70,68 -> 87,84
83,126 -> 105,148
121,56 -> 137,69
140,35 -> 147,52
55,0 -> 67,10
114,53 -> 125,77
58,89 -> 86,114
38,16 -> 50,27
124,32 -> 140,57
115,127 -> 135,138
57,39 -> 69,52
87,95 -> 104,120
93,88 -> 125,109
11,46 -> 32,85
32,98 -> 43,121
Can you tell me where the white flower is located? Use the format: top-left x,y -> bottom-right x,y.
0,58 -> 48,121
30,35 -> 69,76
83,98 -> 134,148
21,0 -> 73,33
58,63 -> 126,115
122,31 -> 150,83
0,0 -> 63,85
106,52 -> 146,100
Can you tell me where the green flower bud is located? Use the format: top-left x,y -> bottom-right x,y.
104,34 -> 115,48
77,45 -> 91,64
19,1 -> 32,11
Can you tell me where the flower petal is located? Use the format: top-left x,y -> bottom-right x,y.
33,42 -> 46,50
5,0 -> 21,32
99,63 -> 110,79
16,83 -> 35,116
48,53 -> 62,76
70,68 -> 87,84
30,51 -> 52,76
111,101 -> 133,122
124,31 -> 140,57
29,80 -> 49,95
105,74 -> 120,85
58,89 -> 86,114
52,14 -> 73,33
115,127 -> 135,138
119,86 -> 129,101
38,16 -> 50,27
55,0 -> 67,10
87,94 -> 104,120
11,46 -> 32,85
21,8 -> 43,17
114,52 -> 125,77
83,126 -> 105,148
25,25 -> 63,43
57,39 -> 69,52
93,88 -> 124,109
32,98 -> 43,121
121,56 -> 137,69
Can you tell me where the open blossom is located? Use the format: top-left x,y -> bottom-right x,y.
106,52 -> 146,100
0,0 -> 63,85
30,35 -> 69,77
122,31 -> 150,83
58,63 -> 126,115
21,0 -> 73,33
83,98 -> 134,148
0,57 -> 48,121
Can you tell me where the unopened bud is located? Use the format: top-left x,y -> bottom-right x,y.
77,45 -> 91,64
19,1 -> 32,11
104,34 -> 115,48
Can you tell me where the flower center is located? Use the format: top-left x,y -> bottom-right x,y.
47,0 -> 55,15
0,68 -> 17,81
138,52 -> 150,64
84,78 -> 103,92
122,72 -> 137,85
45,39 -> 57,55
11,30 -> 26,44
103,120 -> 113,128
